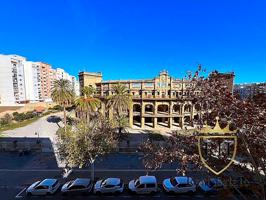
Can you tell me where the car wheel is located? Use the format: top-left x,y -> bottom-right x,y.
26,192 -> 32,196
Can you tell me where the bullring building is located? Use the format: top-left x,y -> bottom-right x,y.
79,70 -> 234,129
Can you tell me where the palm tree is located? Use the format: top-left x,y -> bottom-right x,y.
82,85 -> 96,97
75,86 -> 101,124
51,79 -> 74,132
107,83 -> 132,134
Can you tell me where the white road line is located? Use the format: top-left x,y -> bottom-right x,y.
0,169 -> 180,172
15,187 -> 27,199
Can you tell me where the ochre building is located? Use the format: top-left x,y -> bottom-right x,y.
79,70 -> 234,129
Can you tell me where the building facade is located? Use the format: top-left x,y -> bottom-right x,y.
23,61 -> 42,102
0,54 -> 78,105
0,54 -> 27,104
79,70 -> 234,129
78,72 -> 102,94
0,54 -> 17,104
234,83 -> 266,99
71,76 -> 80,96
38,62 -> 55,102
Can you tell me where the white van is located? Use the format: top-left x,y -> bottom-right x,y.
128,176 -> 158,194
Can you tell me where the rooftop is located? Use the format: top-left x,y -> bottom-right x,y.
175,176 -> 193,184
139,176 -> 157,184
72,178 -> 91,186
103,178 -> 121,186
39,179 -> 57,186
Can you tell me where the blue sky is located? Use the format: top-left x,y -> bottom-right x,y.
0,0 -> 265,83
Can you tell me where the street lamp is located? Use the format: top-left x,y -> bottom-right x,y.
35,132 -> 40,143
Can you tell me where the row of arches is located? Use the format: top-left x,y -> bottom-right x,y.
133,103 -> 200,114
132,114 -> 200,128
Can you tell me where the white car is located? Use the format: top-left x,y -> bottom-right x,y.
128,176 -> 158,194
94,178 -> 124,194
26,179 -> 60,196
198,178 -> 224,193
163,176 -> 196,194
61,178 -> 93,195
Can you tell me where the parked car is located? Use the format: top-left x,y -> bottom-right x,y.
94,178 -> 124,194
163,176 -> 196,194
198,178 -> 224,193
26,179 -> 60,196
61,178 -> 93,195
128,175 -> 158,194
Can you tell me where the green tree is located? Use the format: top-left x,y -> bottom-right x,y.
113,114 -> 129,140
56,116 -> 118,181
51,79 -> 74,132
75,86 -> 101,124
107,83 -> 132,134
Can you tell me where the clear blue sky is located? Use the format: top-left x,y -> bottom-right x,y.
0,0 -> 265,83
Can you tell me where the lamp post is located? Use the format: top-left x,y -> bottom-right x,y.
35,132 -> 40,144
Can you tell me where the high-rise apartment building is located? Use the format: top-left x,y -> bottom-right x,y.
0,54 -> 77,105
71,76 -> 80,96
0,54 -> 26,104
23,61 -> 42,102
234,83 -> 266,99
38,62 -> 55,102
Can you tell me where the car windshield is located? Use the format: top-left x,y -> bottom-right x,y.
134,179 -> 140,186
67,181 -> 74,188
102,180 -> 107,186
207,180 -> 215,188
52,180 -> 58,188
170,178 -> 178,186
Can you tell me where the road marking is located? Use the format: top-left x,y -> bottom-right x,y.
0,169 -> 181,172
15,187 -> 27,199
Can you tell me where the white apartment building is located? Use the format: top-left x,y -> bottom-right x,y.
71,76 -> 80,96
23,61 -> 42,102
0,54 -> 26,104
0,54 -> 78,104
55,68 -> 71,81
55,68 -> 79,96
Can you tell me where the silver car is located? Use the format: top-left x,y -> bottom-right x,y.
26,179 -> 60,196
128,176 -> 158,194
94,178 -> 124,194
61,178 -> 93,195
163,176 -> 196,194
198,178 -> 224,193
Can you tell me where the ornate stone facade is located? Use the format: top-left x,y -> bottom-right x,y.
79,70 -> 234,129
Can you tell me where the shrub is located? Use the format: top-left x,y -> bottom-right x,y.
24,111 -> 37,119
51,105 -> 63,111
13,113 -> 26,122
148,132 -> 165,141
0,113 -> 13,125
